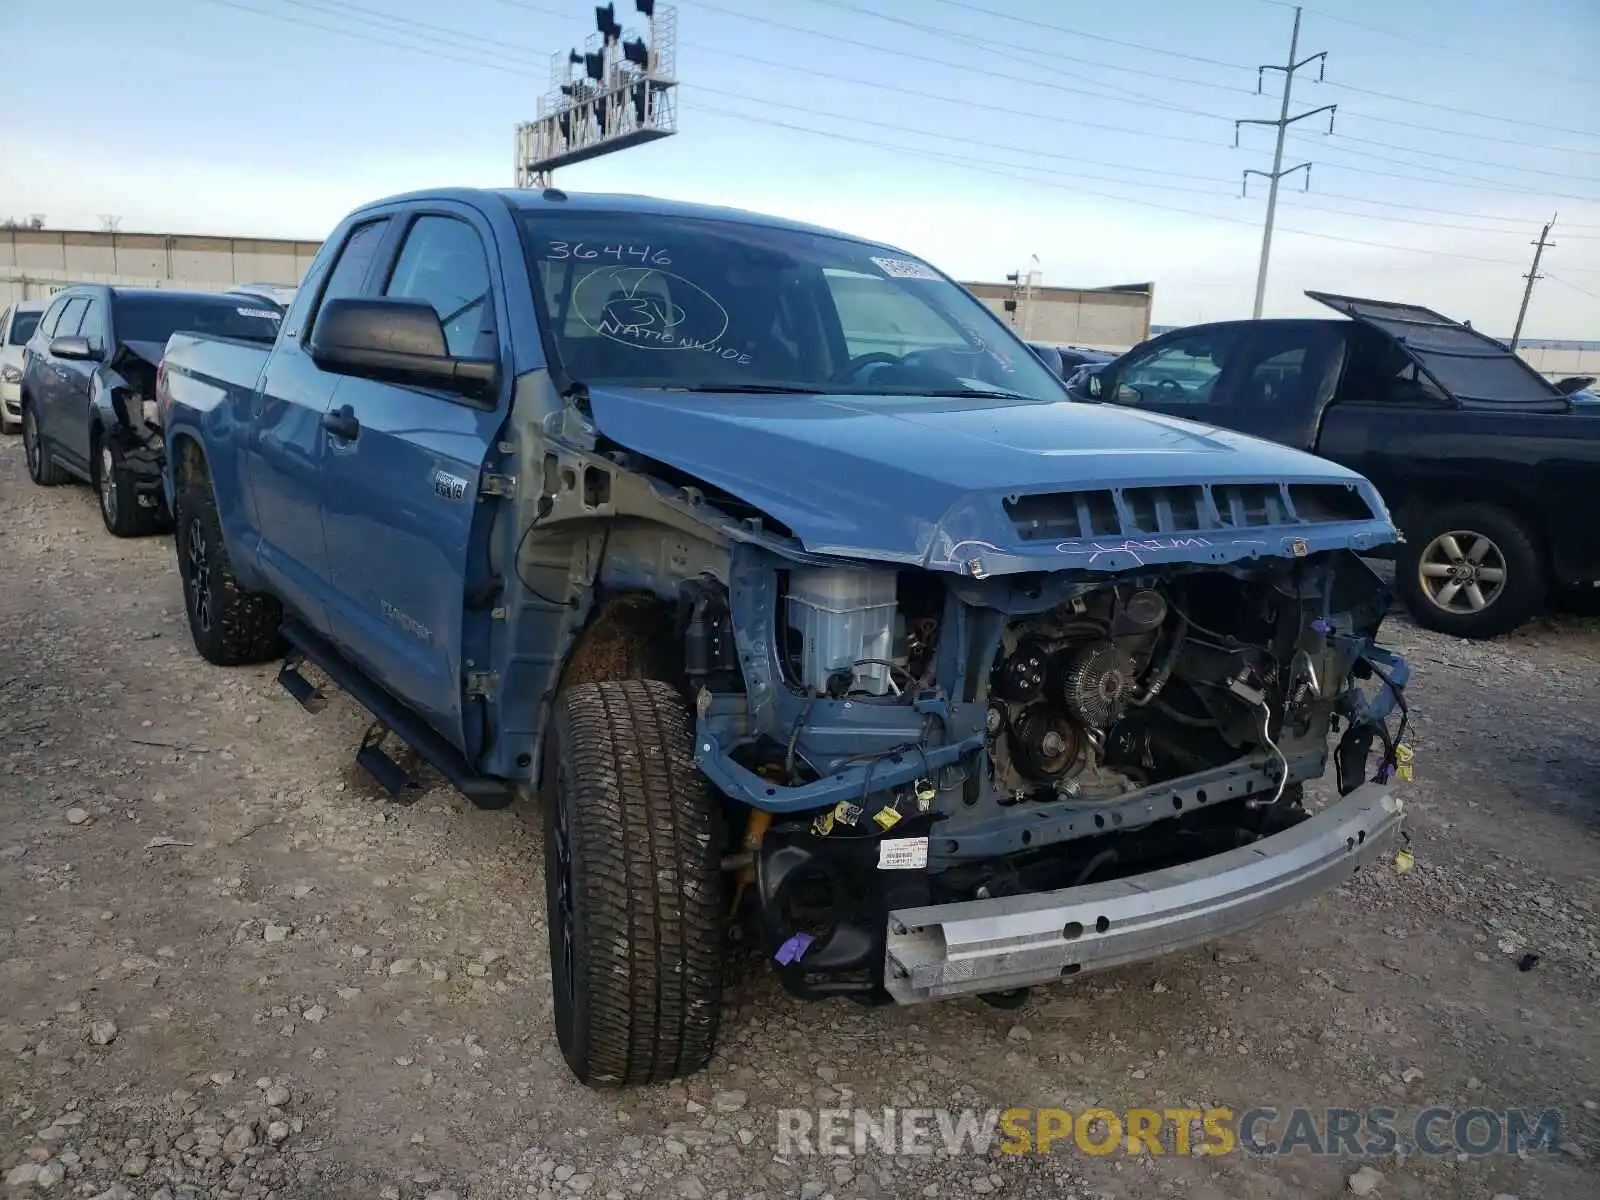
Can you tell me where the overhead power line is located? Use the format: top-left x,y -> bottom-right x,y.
684,104 -> 1527,267
685,0 -> 1235,133
803,0 -> 1258,99
831,0 -> 1600,161
1312,77 -> 1600,141
197,0 -> 1599,261
1258,0 -> 1599,87
1292,131 -> 1600,191
493,0 -> 1238,148
920,0 -> 1255,71
483,0 -> 1600,207
1545,274 -> 1600,300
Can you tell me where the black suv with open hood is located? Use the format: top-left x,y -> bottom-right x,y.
1069,291 -> 1600,638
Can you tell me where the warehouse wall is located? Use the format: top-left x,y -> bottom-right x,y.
0,227 -> 320,306
1517,342 -> 1600,380
964,281 -> 1153,353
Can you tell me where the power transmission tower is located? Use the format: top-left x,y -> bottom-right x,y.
1509,216 -> 1556,351
1236,5 -> 1336,319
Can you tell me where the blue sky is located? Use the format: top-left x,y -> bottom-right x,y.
3,0 -> 1599,336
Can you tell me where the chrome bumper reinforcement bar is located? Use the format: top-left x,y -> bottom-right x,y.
884,782 -> 1404,1003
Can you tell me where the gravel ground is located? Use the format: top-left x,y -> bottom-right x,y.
1,433 -> 1596,1200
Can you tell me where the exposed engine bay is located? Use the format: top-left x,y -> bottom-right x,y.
698,546 -> 1408,1000
771,554 -> 1397,817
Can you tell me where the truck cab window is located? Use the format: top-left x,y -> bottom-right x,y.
311,218 -> 391,333
1113,330 -> 1240,406
385,216 -> 496,359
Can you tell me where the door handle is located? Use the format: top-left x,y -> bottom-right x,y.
322,405 -> 360,440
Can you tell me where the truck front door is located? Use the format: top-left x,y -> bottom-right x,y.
317,207 -> 505,750
246,216 -> 393,637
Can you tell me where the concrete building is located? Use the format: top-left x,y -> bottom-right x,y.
965,280 -> 1154,353
1515,339 -> 1600,381
1,225 -> 319,307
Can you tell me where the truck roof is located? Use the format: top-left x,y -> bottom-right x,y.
354,187 -> 897,248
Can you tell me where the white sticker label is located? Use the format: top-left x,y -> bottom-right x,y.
236,307 -> 281,321
870,255 -> 939,280
877,836 -> 929,870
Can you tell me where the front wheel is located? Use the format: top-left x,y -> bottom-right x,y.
543,679 -> 727,1087
173,477 -> 285,665
95,439 -> 164,538
1395,502 -> 1545,639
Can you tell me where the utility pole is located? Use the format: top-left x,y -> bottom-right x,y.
1510,215 -> 1556,351
1236,6 -> 1336,319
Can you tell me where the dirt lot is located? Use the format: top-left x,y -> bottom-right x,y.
1,435 -> 1596,1200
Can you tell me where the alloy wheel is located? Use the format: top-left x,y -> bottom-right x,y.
23,409 -> 40,478
185,518 -> 214,633
1418,530 -> 1508,615
99,445 -> 118,523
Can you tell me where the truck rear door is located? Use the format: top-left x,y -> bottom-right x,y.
316,205 -> 507,751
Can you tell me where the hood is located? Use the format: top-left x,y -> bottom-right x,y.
587,386 -> 1396,575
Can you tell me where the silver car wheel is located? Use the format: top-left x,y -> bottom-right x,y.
1417,530 -> 1508,614
99,445 -> 118,523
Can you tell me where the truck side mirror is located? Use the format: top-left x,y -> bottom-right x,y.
309,297 -> 498,401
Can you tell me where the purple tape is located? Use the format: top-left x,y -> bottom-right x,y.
774,932 -> 815,966
1311,618 -> 1334,636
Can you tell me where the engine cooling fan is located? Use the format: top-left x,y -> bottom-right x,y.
1056,643 -> 1138,728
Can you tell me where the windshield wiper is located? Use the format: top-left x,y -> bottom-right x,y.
667,382 -> 828,395
899,387 -> 1035,400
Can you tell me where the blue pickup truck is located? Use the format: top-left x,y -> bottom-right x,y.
159,187 -> 1411,1087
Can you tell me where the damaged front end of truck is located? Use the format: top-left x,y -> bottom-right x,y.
510,383 -> 1412,1011
487,197 -> 1414,1083
688,480 -> 1408,1004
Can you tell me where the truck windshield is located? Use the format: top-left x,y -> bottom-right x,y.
111,294 -> 282,346
8,310 -> 41,345
518,211 -> 1065,401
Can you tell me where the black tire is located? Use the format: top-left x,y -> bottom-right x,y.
1395,502 -> 1545,639
173,477 -> 285,665
94,436 -> 164,538
22,404 -> 67,487
543,679 -> 727,1087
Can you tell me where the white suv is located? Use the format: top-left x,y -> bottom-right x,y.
1,300 -> 46,434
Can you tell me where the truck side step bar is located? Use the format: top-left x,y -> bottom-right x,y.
279,621 -> 516,809
276,653 -> 327,713
357,722 -> 421,803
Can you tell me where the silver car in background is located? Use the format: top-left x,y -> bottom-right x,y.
0,300 -> 47,434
